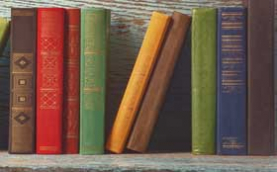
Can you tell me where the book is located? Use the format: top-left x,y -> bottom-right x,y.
0,17 -> 10,56
9,8 -> 36,154
36,8 -> 65,154
80,8 -> 110,155
106,12 -> 171,154
127,12 -> 191,153
147,28 -> 192,153
63,8 -> 80,154
217,7 -> 247,155
0,18 -> 10,150
192,8 -> 217,155
244,0 -> 275,155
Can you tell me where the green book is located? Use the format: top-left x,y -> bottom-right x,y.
192,8 -> 216,155
80,8 -> 110,155
0,18 -> 9,56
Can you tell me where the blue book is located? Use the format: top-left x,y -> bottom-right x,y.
217,7 -> 247,155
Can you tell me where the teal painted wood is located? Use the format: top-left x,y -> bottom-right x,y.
0,152 -> 276,172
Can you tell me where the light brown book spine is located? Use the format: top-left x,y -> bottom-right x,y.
127,12 -> 191,153
9,8 -> 37,153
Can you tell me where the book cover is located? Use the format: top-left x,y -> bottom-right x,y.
217,7 -> 247,155
192,8 -> 217,155
36,8 -> 65,154
245,0 -> 275,155
127,12 -> 191,153
80,8 -> 110,155
9,8 -> 36,153
63,8 -> 80,154
106,12 -> 171,154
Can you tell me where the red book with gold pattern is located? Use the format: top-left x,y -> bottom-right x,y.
63,9 -> 80,154
36,8 -> 65,154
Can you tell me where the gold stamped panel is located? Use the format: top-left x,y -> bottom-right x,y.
12,53 -> 33,73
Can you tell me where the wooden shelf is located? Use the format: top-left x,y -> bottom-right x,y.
0,151 -> 276,172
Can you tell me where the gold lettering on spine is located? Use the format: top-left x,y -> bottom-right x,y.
83,12 -> 103,110
39,11 -> 63,110
221,11 -> 245,94
12,10 -> 34,16
222,137 -> 245,149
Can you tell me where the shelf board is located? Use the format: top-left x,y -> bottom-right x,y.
0,151 -> 276,172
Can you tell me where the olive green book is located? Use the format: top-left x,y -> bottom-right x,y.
192,8 -> 216,155
80,8 -> 110,155
0,17 -> 9,56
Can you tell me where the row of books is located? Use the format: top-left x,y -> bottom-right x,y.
6,7 -> 110,154
0,0 -> 275,156
106,0 -> 275,156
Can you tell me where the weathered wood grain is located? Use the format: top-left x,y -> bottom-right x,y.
0,152 -> 277,172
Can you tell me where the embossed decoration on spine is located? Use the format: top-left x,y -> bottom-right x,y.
217,7 -> 247,155
36,8 -> 65,154
80,8 -> 110,155
63,9 -> 80,154
9,8 -> 36,154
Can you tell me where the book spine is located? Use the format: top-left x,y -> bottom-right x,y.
0,18 -> 10,56
80,8 -> 110,155
9,8 -> 36,154
63,9 -> 80,154
192,8 -> 217,155
127,12 -> 191,153
247,0 -> 275,155
106,12 -> 171,154
36,8 -> 65,154
217,7 -> 247,155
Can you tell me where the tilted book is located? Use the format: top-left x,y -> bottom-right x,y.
80,8 -> 110,155
127,12 -> 191,153
106,12 -> 171,154
36,8 -> 65,154
192,8 -> 217,155
147,28 -> 192,153
63,8 -> 80,154
244,0 -> 275,155
9,8 -> 36,154
217,7 -> 247,155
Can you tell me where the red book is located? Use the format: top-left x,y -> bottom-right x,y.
63,9 -> 80,154
36,8 -> 65,154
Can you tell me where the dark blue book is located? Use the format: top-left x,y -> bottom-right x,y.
217,7 -> 247,155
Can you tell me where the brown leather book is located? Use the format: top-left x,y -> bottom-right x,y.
245,0 -> 275,155
9,8 -> 37,153
127,12 -> 191,153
